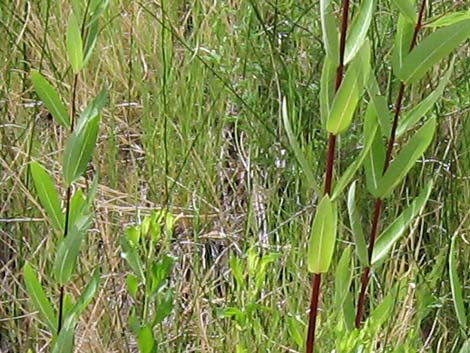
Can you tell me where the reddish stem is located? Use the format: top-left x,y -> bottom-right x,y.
355,0 -> 427,329
306,1 -> 350,352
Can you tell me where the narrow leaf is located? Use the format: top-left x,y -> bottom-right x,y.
67,12 -> 83,73
30,162 -> 64,232
31,71 -> 70,128
364,128 -> 385,197
23,262 -> 57,333
320,56 -> 337,129
376,118 -> 436,198
121,233 -> 145,281
137,325 -> 156,353
344,0 -> 375,63
392,15 -> 414,75
282,98 -> 319,193
397,60 -> 454,136
320,0 -> 339,65
347,181 -> 369,266
426,11 -> 470,28
335,246 -> 352,307
398,20 -> 470,83
372,181 -> 433,265
308,195 -> 337,273
366,72 -> 392,137
63,114 -> 100,186
391,0 -> 416,23
449,235 -> 468,332
70,269 -> 100,318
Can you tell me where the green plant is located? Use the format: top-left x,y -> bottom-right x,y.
121,211 -> 177,353
23,1 -> 108,351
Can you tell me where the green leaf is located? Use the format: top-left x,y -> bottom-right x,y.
63,114 -> 100,186
121,233 -> 145,281
127,274 -> 139,299
459,339 -> 470,353
54,223 -> 88,285
287,316 -> 305,348
364,127 -> 385,197
30,161 -> 64,232
51,324 -> 75,353
83,0 -> 109,66
335,246 -> 352,308
76,88 -> 108,133
69,188 -> 87,231
327,42 -> 370,134
154,291 -> 174,325
23,262 -> 57,333
344,0 -> 375,64
376,118 -> 436,198
87,173 -> 99,207
137,325 -> 156,353
320,0 -> 339,65
347,181 -> 369,266
332,103 -> 378,200
281,98 -> 319,193
320,56 -> 337,129
449,235 -> 468,332
397,60 -> 454,136
391,0 -> 416,23
150,255 -> 175,295
67,12 -> 83,73
426,10 -> 470,28
69,269 -> 100,318
366,72 -> 392,137
398,20 -> 470,83
308,195 -> 337,273
31,71 -> 70,128
372,181 -> 433,265
392,15 -> 414,75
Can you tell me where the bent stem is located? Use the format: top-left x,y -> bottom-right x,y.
355,0 -> 427,329
306,0 -> 350,352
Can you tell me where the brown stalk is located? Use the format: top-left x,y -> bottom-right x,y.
306,0 -> 350,352
355,0 -> 427,329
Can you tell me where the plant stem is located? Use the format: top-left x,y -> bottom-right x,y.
306,1 -> 350,352
57,73 -> 79,333
355,0 -> 427,329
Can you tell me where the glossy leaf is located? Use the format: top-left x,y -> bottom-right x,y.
372,181 -> 433,265
320,0 -> 339,65
397,60 -> 454,136
332,103 -> 378,200
376,118 -> 436,198
344,0 -> 375,63
398,20 -> 470,83
426,11 -> 470,28
23,262 -> 57,333
347,181 -> 369,266
31,70 -> 70,128
308,195 -> 337,273
67,12 -> 83,73
391,0 -> 416,23
281,98 -> 319,193
449,235 -> 468,332
63,114 -> 100,186
392,15 -> 414,75
30,161 -> 64,232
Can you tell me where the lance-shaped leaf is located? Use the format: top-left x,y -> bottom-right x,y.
320,0 -> 339,65
121,232 -> 145,281
320,56 -> 337,129
23,262 -> 57,333
344,0 -> 375,64
376,117 -> 436,198
138,325 -> 156,353
332,103 -> 378,200
30,161 -> 64,232
281,98 -> 319,193
334,246 -> 353,308
69,268 -> 100,318
83,0 -> 109,66
449,235 -> 468,332
364,126 -> 385,197
426,11 -> 470,28
51,314 -> 76,353
67,12 -> 83,73
366,72 -> 392,137
63,114 -> 100,186
308,195 -> 337,274
391,0 -> 416,23
76,88 -> 108,133
371,181 -> 433,265
398,20 -> 470,84
392,15 -> 414,75
459,339 -> 470,353
397,60 -> 454,136
327,41 -> 370,134
347,181 -> 369,266
53,215 -> 91,285
31,71 -> 70,128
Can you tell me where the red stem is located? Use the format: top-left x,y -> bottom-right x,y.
355,0 -> 427,329
306,1 -> 350,352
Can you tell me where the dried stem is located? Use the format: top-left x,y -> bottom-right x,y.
355,0 -> 427,329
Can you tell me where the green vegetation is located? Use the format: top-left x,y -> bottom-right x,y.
0,1 -> 469,352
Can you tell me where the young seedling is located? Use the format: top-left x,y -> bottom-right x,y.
23,2 -> 108,351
